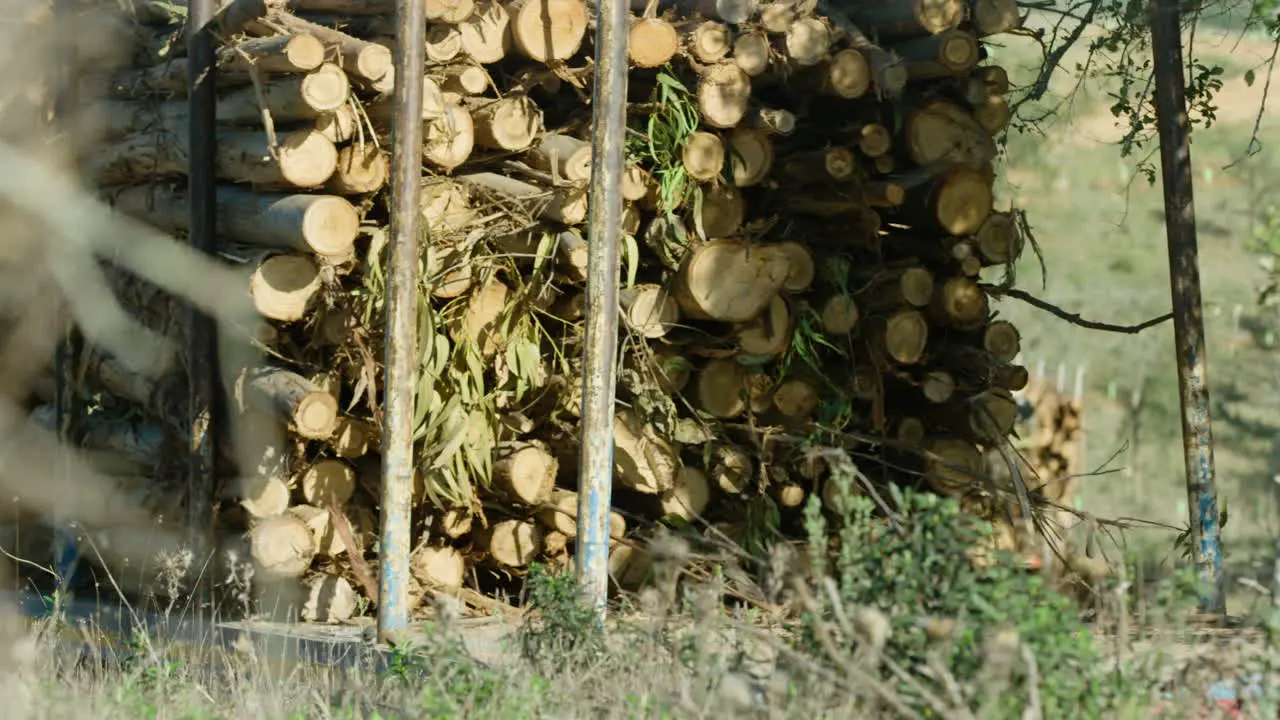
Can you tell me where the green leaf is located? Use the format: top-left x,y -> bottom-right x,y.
622,233 -> 640,289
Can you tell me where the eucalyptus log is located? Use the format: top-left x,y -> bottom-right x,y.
630,17 -> 680,68
327,143 -> 389,195
674,239 -> 791,322
460,172 -> 587,225
460,2 -> 512,64
244,366 -> 341,439
698,62 -> 751,129
507,0 -> 589,62
110,184 -> 360,257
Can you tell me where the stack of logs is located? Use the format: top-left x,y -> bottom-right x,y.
47,0 -> 1043,620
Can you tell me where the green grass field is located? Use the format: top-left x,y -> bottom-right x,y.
985,17 -> 1280,614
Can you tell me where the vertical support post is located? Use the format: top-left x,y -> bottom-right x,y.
576,0 -> 629,619
51,0 -> 81,595
377,0 -> 427,643
187,0 -> 219,607
1148,0 -> 1224,616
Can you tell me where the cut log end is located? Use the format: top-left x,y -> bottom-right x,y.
736,294 -> 791,356
660,467 -> 711,520
923,370 -> 956,404
327,143 -> 388,196
510,0 -> 588,62
933,276 -> 989,330
729,128 -> 774,187
900,267 -> 935,308
630,18 -> 679,68
682,131 -> 725,182
239,475 -> 291,519
733,31 -> 770,77
299,459 -> 357,506
474,95 -> 543,151
935,166 -> 994,236
249,253 -> 321,323
826,49 -> 870,98
302,574 -> 358,623
820,294 -> 859,334
621,284 -> 681,339
250,514 -> 317,579
690,21 -> 731,64
774,378 -> 820,419
410,545 -> 466,592
977,211 -> 1023,264
785,17 -> 830,67
675,239 -> 789,321
698,63 -> 751,129
884,310 -> 929,365
483,519 -> 545,568
858,124 -> 892,158
493,441 -> 558,505
984,320 -> 1021,362
924,437 -> 983,496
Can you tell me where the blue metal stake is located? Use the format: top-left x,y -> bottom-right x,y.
1148,0 -> 1224,615
576,0 -> 629,620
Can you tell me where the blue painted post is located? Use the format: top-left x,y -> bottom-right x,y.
1148,0 -> 1224,615
576,0 -> 629,619
377,0 -> 428,643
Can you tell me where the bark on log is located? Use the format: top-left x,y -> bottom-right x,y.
460,172 -> 587,225
527,133 -> 592,182
248,13 -> 393,84
110,183 -> 361,257
244,366 -> 341,439
894,29 -> 980,80
844,0 -> 964,38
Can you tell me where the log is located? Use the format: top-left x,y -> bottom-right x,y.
298,458 -> 358,506
894,29 -> 980,80
673,239 -> 791,322
696,357 -> 747,418
424,102 -> 476,171
774,377 -> 820,418
248,13 -> 393,84
922,370 -> 956,403
426,24 -> 465,62
327,143 -> 389,195
820,294 -> 859,334
331,417 -> 371,459
250,514 -> 317,578
437,63 -> 491,99
472,95 -> 544,150
879,309 -> 929,365
460,2 -> 513,64
861,267 -> 934,310
712,445 -> 752,494
507,0 -> 589,62
289,504 -> 347,556
968,388 -> 1018,441
778,147 -> 855,184
493,226 -> 589,283
314,104 -> 358,143
972,0 -> 1021,36
736,294 -> 791,357
976,211 -> 1022,264
622,164 -> 653,202
823,48 -> 871,98
620,284 -> 681,338
727,128 -> 773,187
923,436 -> 982,495
857,123 -> 892,157
784,17 -> 831,67
220,33 -> 327,79
733,31 -> 771,77
410,544 -> 466,592
244,366 -> 340,439
682,131 -> 725,182
687,20 -> 732,63
777,241 -> 815,292
480,519 -> 544,567
528,133 -> 592,182
845,0 -> 964,38
929,276 -> 989,331
460,172 -> 587,225
248,253 -> 322,322
238,474 -> 292,518
459,277 -> 510,357
975,65 -> 1010,95
698,62 -> 751,129
425,506 -> 475,539
905,99 -> 997,169
909,165 -> 994,236
660,467 -> 711,520
537,488 -> 626,539
87,125 -> 338,190
614,408 -> 680,494
110,184 -> 361,258
973,94 -> 1011,134
630,17 -> 680,68
983,320 -> 1021,362
365,76 -> 448,125
302,573 -> 358,622
491,441 -> 558,505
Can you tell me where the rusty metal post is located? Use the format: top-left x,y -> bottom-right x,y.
576,0 -> 629,619
187,0 -> 219,607
377,0 -> 427,643
1148,0 -> 1224,615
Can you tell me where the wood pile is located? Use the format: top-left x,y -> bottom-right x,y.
49,0 -> 1043,619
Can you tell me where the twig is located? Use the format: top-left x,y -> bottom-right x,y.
328,503 -> 378,602
989,286 -> 1173,334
